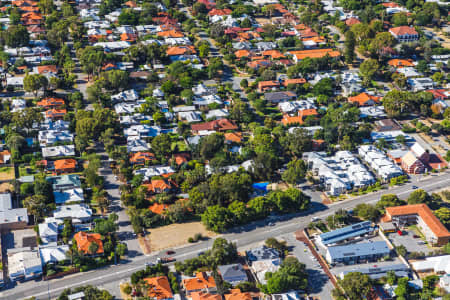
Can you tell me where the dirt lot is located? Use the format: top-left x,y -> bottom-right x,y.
0,182 -> 13,193
146,222 -> 217,251
0,167 -> 15,181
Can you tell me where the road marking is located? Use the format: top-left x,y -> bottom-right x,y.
6,175 -> 450,300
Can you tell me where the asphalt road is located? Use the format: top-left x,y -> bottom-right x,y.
1,173 -> 450,300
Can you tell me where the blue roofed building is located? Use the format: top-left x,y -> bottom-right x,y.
339,263 -> 410,280
319,221 -> 374,246
326,241 -> 390,264
47,174 -> 81,192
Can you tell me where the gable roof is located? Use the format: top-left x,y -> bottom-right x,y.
191,119 -> 238,132
183,272 -> 216,291
74,232 -> 104,254
385,204 -> 450,238
390,26 -> 418,36
348,92 -> 380,106
388,59 -> 414,68
54,159 -> 77,171
290,48 -> 340,60
225,289 -> 252,300
37,97 -> 64,107
144,276 -> 173,300
208,8 -> 232,16
191,292 -> 222,300
167,45 -> 196,56
149,202 -> 170,215
401,151 -> 422,167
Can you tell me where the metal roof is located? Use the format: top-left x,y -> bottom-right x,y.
319,221 -> 373,245
327,241 -> 390,260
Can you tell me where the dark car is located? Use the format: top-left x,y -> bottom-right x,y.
412,185 -> 418,189
166,250 -> 175,255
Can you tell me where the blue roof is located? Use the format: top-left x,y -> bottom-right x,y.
327,241 -> 390,260
320,221 -> 373,245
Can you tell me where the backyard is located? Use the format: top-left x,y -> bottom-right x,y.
0,166 -> 15,181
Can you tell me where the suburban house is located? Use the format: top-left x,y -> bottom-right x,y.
348,92 -> 380,107
218,264 -> 248,285
389,26 -> 419,42
385,204 -> 450,246
142,179 -> 177,194
224,289 -> 252,300
74,231 -> 104,255
258,80 -> 280,92
143,276 -> 174,300
129,152 -> 155,165
47,174 -> 81,191
39,244 -> 69,265
191,292 -> 221,300
191,119 -> 238,134
0,193 -> 29,231
0,149 -> 11,164
36,97 -> 65,108
53,159 -> 77,174
289,48 -> 340,63
53,188 -> 85,205
183,272 -> 217,296
264,91 -> 297,104
42,145 -> 75,158
38,130 -> 73,147
38,221 -> 58,244
53,204 -> 92,223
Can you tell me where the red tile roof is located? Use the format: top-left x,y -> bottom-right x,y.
74,232 -> 104,254
389,26 -> 418,36
144,276 -> 173,300
191,119 -> 238,133
385,204 -> 450,239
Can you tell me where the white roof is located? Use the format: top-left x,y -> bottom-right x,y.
39,222 -> 58,238
53,204 -> 92,222
411,142 -> 427,157
0,193 -> 12,211
39,245 -> 69,265
42,145 -> 75,158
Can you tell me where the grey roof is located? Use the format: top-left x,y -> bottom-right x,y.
264,91 -> 296,102
319,221 -> 373,245
327,241 -> 390,261
218,263 -> 247,280
246,245 -> 280,261
340,263 -> 409,278
0,193 -> 12,211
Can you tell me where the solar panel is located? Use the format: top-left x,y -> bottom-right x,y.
343,252 -> 355,256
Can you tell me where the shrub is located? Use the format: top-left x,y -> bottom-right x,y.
122,284 -> 132,295
194,233 -> 203,241
188,237 -> 194,243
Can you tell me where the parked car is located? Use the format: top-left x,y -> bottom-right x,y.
413,235 -> 419,238
166,250 -> 175,255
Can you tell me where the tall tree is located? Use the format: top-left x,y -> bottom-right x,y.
344,30 -> 356,64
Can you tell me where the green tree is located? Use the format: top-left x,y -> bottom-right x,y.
376,194 -> 405,212
23,194 -> 48,223
435,207 -> 450,225
23,74 -> 48,96
282,159 -> 307,184
198,43 -> 210,58
116,243 -> 128,257
359,59 -> 379,85
354,203 -> 380,221
339,272 -> 372,300
261,257 -> 308,294
3,25 -> 29,47
407,189 -> 431,205
344,30 -> 356,64
151,134 -> 172,158
201,205 -> 234,233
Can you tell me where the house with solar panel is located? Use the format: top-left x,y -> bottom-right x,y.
318,221 -> 375,247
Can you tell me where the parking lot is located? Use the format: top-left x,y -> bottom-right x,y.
387,229 -> 433,255
282,234 -> 334,300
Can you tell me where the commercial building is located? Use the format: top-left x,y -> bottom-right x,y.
325,241 -> 390,264
8,247 -> 43,282
0,193 -> 28,231
385,204 -> 450,246
411,255 -> 450,273
319,221 -> 374,246
338,263 -> 410,279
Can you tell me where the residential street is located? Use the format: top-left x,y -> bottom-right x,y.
1,173 -> 449,300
